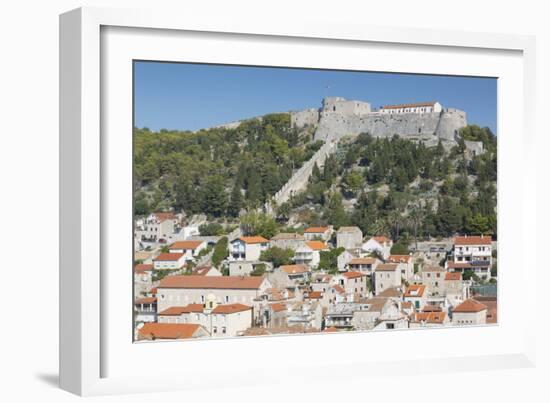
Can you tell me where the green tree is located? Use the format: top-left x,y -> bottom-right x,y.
259,247 -> 294,267
323,192 -> 349,229
212,237 -> 229,268
240,211 -> 278,239
199,223 -> 224,236
228,185 -> 244,217
318,247 -> 345,273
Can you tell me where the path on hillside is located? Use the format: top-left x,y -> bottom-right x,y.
263,140 -> 339,215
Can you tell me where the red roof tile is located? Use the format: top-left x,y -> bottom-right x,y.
154,253 -> 184,262
138,323 -> 203,340
453,299 -> 488,313
169,240 -> 204,250
211,303 -> 252,314
158,275 -> 267,290
237,236 -> 269,244
304,226 -> 330,233
454,235 -> 492,245
306,240 -> 329,250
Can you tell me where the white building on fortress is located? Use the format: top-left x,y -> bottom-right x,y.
379,101 -> 442,115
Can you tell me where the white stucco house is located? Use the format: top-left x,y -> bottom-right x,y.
362,236 -> 393,259
293,240 -> 329,268
153,253 -> 187,270
168,240 -> 208,262
229,236 -> 270,262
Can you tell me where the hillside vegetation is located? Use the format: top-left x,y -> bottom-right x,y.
134,113 -> 321,217
134,117 -> 497,242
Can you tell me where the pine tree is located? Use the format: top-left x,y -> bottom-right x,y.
228,184 -> 243,217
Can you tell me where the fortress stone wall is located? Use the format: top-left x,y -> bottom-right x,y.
290,108 -> 319,128
290,97 -> 467,145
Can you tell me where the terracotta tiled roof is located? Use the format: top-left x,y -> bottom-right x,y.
134,297 -> 156,305
382,102 -> 436,110
445,272 -> 462,281
306,240 -> 329,251
404,284 -> 426,298
332,285 -> 345,294
387,255 -> 412,263
153,253 -> 184,262
307,291 -> 323,299
212,303 -> 252,314
422,305 -> 442,312
377,287 -> 402,298
158,275 -> 266,290
158,304 -> 204,316
237,236 -> 269,244
376,263 -> 399,272
169,240 -> 204,250
134,264 -> 154,273
453,299 -> 488,313
323,327 -> 338,332
304,226 -> 330,233
342,271 -> 366,279
192,266 -> 212,276
454,235 -> 492,246
153,212 -> 176,222
280,264 -> 309,274
401,301 -> 413,309
349,258 -> 376,265
411,312 -> 447,324
270,303 -> 287,313
138,323 -> 203,340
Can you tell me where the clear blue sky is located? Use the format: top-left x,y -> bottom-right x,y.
134,61 -> 497,133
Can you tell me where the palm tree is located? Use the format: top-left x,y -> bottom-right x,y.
408,203 -> 424,250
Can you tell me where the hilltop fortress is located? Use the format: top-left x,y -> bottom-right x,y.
291,97 -> 468,146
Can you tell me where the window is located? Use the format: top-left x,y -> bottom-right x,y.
222,327 -> 227,334
213,326 -> 217,334
201,295 -> 205,302
225,295 -> 229,303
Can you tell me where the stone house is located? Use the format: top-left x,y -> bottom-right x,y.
374,263 -> 402,295
387,254 -> 414,280
303,226 -> 333,242
403,284 -> 427,311
134,263 -> 153,297
156,275 -> 271,316
135,212 -> 177,243
352,297 -> 391,330
409,311 -> 449,328
452,299 -> 488,326
278,264 -> 311,284
332,271 -> 369,298
270,232 -> 306,251
158,299 -> 253,338
336,226 -> 363,249
347,257 -> 380,274
420,266 -> 446,297
373,301 -> 409,330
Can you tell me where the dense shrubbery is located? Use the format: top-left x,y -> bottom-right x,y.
134,113 -> 318,217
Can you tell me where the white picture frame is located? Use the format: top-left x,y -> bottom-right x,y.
60,6 -> 537,396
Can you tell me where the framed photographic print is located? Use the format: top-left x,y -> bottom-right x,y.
60,6 -> 537,396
